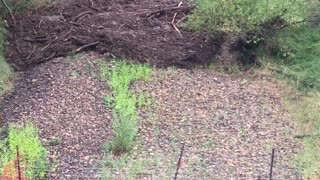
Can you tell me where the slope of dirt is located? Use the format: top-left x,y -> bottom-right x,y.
0,53 -> 302,179
6,0 -> 221,70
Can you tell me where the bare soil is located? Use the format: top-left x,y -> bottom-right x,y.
5,0 -> 221,70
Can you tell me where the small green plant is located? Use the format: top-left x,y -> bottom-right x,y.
137,91 -> 152,108
0,123 -> 49,178
71,71 -> 80,78
98,61 -> 111,80
67,51 -> 76,60
86,62 -> 95,77
47,137 -> 62,146
104,96 -> 114,108
101,60 -> 151,154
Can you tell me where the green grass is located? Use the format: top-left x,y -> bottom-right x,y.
258,25 -> 320,91
257,23 -> 320,177
0,19 -> 13,96
0,123 -> 48,178
101,60 -> 151,154
184,0 -> 308,33
1,0 -> 52,12
286,92 -> 320,177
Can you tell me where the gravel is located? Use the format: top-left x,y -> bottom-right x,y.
0,54 -> 302,179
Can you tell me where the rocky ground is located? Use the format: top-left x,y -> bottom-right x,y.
0,53 -> 302,179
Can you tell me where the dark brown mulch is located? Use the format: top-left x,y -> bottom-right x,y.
5,0 -> 221,70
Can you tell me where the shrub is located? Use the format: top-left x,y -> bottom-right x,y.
0,123 -> 49,178
103,60 -> 151,154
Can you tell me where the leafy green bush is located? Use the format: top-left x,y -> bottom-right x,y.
0,123 -> 49,178
103,60 -> 151,154
185,0 -> 308,33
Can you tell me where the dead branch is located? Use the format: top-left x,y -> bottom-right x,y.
172,13 -> 182,36
171,1 -> 183,37
145,5 -> 195,18
176,16 -> 187,26
23,35 -> 48,42
26,46 -> 36,60
73,11 -> 93,22
1,0 -> 16,25
43,52 -> 56,61
40,37 -> 58,52
74,41 -> 99,53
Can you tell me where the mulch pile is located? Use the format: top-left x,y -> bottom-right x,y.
6,0 -> 221,69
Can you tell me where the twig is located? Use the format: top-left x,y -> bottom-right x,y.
145,5 -> 194,18
23,36 -> 48,42
117,23 -> 126,31
26,46 -> 36,60
40,37 -> 58,52
172,13 -> 182,37
74,41 -> 99,53
1,0 -> 16,25
43,52 -> 56,61
73,11 -> 93,22
171,1 -> 183,37
176,16 -> 187,26
174,143 -> 185,180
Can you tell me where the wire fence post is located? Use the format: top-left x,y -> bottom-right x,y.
16,146 -> 22,180
269,148 -> 275,180
174,143 -> 185,180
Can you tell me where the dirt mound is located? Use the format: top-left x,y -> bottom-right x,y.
5,0 -> 221,69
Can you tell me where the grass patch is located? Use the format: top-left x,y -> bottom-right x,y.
258,23 -> 320,177
286,92 -> 320,177
258,25 -> 320,91
184,0 -> 307,33
0,18 -> 13,96
1,0 -> 52,12
100,60 -> 151,154
0,123 -> 49,178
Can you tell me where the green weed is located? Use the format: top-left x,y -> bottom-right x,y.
101,60 -> 151,154
71,71 -> 80,78
86,62 -> 95,77
67,51 -> 76,60
104,96 -> 114,108
98,61 -> 111,80
47,137 -> 62,146
0,123 -> 49,178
